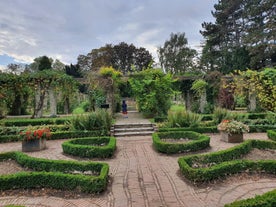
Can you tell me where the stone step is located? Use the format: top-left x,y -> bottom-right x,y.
114,123 -> 154,128
114,127 -> 154,133
114,131 -> 154,137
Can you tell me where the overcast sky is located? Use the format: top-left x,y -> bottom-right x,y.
0,0 -> 217,70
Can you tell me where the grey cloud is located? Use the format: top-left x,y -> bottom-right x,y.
0,0 -> 217,65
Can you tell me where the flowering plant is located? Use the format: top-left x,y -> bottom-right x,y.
217,120 -> 249,135
20,128 -> 51,141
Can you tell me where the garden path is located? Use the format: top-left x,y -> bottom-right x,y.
0,111 -> 275,207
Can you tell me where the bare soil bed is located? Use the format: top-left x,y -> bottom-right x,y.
162,138 -> 191,143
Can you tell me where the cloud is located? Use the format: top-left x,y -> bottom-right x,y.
0,0 -> 216,67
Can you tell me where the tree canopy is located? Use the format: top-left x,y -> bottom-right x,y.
77,42 -> 153,75
158,32 -> 197,74
200,0 -> 276,72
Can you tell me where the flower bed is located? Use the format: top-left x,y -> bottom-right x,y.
178,139 -> 276,184
62,137 -> 116,158
152,131 -> 210,154
0,151 -> 109,193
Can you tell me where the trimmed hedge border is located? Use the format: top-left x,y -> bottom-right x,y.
62,137 -> 116,158
0,130 -> 109,143
0,151 -> 109,193
0,117 -> 69,126
159,125 -> 276,134
158,126 -> 218,133
267,130 -> 276,141
152,131 -> 210,154
178,139 -> 276,184
225,189 -> 276,207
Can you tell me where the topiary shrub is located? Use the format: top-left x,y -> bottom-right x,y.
152,131 -> 210,154
62,137 -> 116,158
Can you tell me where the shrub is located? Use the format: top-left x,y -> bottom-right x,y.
152,131 -> 210,154
267,130 -> 276,141
69,109 -> 112,131
0,151 -> 109,193
0,117 -> 69,127
178,139 -> 276,184
158,126 -> 218,133
62,137 -> 116,158
213,107 -> 232,124
225,189 -> 276,207
166,109 -> 202,128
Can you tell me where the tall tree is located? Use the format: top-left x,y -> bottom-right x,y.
158,32 -> 197,74
77,42 -> 153,75
200,0 -> 275,72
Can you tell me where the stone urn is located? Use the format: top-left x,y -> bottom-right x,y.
22,138 -> 47,152
220,131 -> 243,143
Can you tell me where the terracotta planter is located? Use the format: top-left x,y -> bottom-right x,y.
22,138 -> 47,152
220,131 -> 243,143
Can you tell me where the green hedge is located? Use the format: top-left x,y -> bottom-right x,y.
267,130 -> 276,141
158,126 -> 218,133
0,151 -> 109,193
0,117 -> 70,127
248,125 -> 276,132
62,137 -> 116,158
0,130 -> 109,143
178,139 -> 276,184
152,131 -> 210,154
225,189 -> 276,207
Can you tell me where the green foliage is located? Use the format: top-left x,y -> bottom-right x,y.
0,117 -> 69,126
152,131 -> 210,154
213,107 -> 232,124
166,109 -> 202,128
99,66 -> 122,78
191,79 -> 208,96
267,130 -> 276,142
159,126 -> 218,133
225,189 -> 276,207
129,68 -> 175,117
158,32 -> 197,74
0,151 -> 109,193
178,140 -> 276,184
72,101 -> 90,114
234,69 -> 276,112
62,137 -> 116,158
70,109 -> 112,131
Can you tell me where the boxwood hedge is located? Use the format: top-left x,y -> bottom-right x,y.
0,130 -> 109,143
62,137 -> 116,158
0,117 -> 69,127
152,131 -> 210,154
267,130 -> 276,141
225,189 -> 276,207
0,151 -> 109,193
178,139 -> 276,184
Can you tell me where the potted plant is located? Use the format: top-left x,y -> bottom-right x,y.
217,119 -> 249,143
20,127 -> 51,152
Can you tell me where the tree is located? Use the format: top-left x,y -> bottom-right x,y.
129,68 -> 175,117
200,0 -> 275,72
77,42 -> 153,75
65,64 -> 83,78
29,56 -> 53,72
158,32 -> 197,74
233,68 -> 276,112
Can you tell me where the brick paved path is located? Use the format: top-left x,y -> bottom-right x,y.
0,112 -> 275,207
